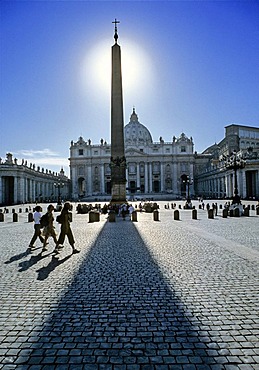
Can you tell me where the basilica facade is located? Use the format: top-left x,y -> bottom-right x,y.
69,109 -> 198,201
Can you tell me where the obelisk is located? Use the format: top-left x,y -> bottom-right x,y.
110,19 -> 127,203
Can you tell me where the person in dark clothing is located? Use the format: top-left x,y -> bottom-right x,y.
42,204 -> 58,252
55,202 -> 80,254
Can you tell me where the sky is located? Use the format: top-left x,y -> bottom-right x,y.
1,0 -> 259,177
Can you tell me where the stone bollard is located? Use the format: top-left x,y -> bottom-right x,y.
28,213 -> 33,222
233,208 -> 240,217
229,209 -> 234,217
13,213 -> 18,222
256,207 -> 259,216
153,210 -> 159,221
208,209 -> 214,219
251,205 -> 255,211
243,207 -> 249,217
5,209 -> 9,213
222,209 -> 228,218
19,208 -> 22,213
174,209 -> 180,221
219,204 -> 222,209
178,205 -> 181,209
131,210 -> 138,222
0,213 -> 4,222
94,211 -> 100,222
192,209 -> 197,220
108,210 -> 116,222
199,204 -> 202,209
89,211 -> 96,223
25,208 -> 29,213
12,208 -> 15,213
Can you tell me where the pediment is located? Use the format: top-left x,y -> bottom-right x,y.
125,147 -> 145,156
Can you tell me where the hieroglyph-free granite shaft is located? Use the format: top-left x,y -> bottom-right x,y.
110,20 -> 126,203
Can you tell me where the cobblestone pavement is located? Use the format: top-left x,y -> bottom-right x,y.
0,202 -> 258,369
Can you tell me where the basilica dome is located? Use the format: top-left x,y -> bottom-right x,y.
124,109 -> 153,146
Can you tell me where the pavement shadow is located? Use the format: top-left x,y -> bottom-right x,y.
15,220 -> 221,368
18,251 -> 52,272
36,254 -> 72,281
4,249 -> 31,264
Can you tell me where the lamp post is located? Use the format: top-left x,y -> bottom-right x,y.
54,180 -> 64,206
222,151 -> 245,205
182,174 -> 192,204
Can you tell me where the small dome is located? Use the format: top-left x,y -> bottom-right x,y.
124,109 -> 153,145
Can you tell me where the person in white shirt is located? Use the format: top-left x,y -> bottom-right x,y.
29,205 -> 45,250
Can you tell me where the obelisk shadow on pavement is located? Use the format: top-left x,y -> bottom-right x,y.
17,220 -> 219,368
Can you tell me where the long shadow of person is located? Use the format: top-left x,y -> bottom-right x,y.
18,251 -> 52,272
15,221 -> 222,367
36,254 -> 72,281
4,249 -> 31,264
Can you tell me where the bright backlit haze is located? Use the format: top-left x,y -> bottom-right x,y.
1,1 -> 259,176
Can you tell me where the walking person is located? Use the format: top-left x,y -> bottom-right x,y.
55,202 -> 80,254
29,205 -> 45,250
42,204 -> 58,252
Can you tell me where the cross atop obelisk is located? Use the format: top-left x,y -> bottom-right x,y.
110,19 -> 127,204
112,18 -> 120,43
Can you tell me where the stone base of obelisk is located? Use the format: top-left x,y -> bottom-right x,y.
111,183 -> 127,204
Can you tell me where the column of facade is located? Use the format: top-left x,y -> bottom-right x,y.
0,177 -> 2,204
144,162 -> 148,193
149,162 -> 152,193
88,165 -> 92,195
100,164 -> 105,193
126,167 -> 129,191
71,167 -> 77,199
189,165 -> 194,197
160,162 -> 164,192
136,163 -> 140,190
241,169 -> 246,199
226,173 -> 232,198
216,178 -> 220,198
172,162 -> 178,196
256,169 -> 259,198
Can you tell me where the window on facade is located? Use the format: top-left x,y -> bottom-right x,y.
153,162 -> 160,173
181,146 -> 186,152
78,149 -> 84,155
129,164 -> 136,174
78,167 -> 84,176
94,151 -> 98,155
105,165 -> 111,175
166,148 -> 170,153
140,149 -> 143,152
